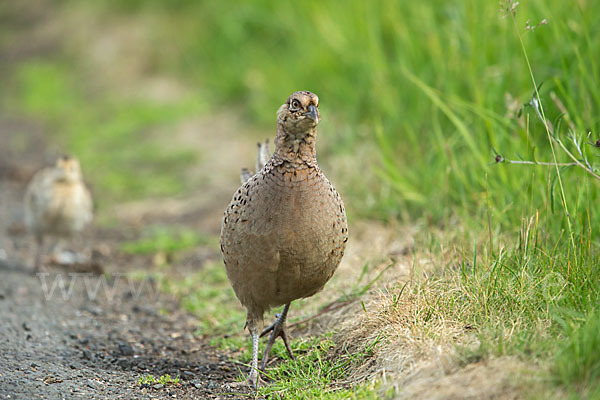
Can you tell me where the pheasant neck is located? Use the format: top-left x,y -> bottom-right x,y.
273,125 -> 317,165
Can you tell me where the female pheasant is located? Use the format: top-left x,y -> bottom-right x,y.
220,91 -> 348,387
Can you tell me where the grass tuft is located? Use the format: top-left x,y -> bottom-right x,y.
256,337 -> 383,400
138,373 -> 180,386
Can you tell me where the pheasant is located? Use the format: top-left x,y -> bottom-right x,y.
240,140 -> 271,184
220,91 -> 348,387
24,155 -> 93,271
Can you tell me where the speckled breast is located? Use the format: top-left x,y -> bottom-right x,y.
220,162 -> 348,308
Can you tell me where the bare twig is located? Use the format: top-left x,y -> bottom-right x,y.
495,144 -> 600,179
498,158 -> 577,167
527,92 -> 600,180
552,135 -> 600,180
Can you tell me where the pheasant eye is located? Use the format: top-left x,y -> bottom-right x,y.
290,99 -> 301,110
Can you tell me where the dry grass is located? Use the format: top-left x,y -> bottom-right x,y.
329,284 -> 532,399
287,223 -> 553,399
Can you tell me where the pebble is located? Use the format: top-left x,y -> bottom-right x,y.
181,370 -> 195,379
190,380 -> 204,389
118,343 -> 134,356
82,350 -> 92,360
85,306 -> 102,316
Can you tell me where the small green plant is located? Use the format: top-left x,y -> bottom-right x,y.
121,227 -> 215,256
256,337 -> 384,400
138,374 -> 180,386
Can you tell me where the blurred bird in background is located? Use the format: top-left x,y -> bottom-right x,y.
24,155 -> 93,271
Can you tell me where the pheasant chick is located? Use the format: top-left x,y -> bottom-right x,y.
24,155 -> 93,271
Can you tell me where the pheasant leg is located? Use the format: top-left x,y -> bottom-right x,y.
33,235 -> 46,273
260,303 -> 295,370
240,320 -> 265,389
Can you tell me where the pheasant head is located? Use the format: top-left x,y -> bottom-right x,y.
275,91 -> 320,160
54,155 -> 83,183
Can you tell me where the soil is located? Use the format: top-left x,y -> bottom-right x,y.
0,260 -> 247,400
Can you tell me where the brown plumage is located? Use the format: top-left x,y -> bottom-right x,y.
220,91 -> 348,387
24,155 -> 93,271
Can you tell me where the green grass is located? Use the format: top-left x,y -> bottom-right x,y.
138,373 -> 180,386
90,1 -> 600,395
554,310 -> 600,396
212,336 -> 378,398
156,257 -> 385,398
93,0 -> 600,225
108,0 -> 596,395
393,216 -> 600,397
247,337 -> 382,399
154,264 -> 385,398
121,227 -> 215,256
5,60 -> 203,206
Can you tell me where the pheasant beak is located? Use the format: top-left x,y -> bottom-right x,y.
304,105 -> 319,125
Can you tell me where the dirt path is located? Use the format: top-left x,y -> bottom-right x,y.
0,105 -> 263,400
0,261 -> 244,399
0,164 -> 254,399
